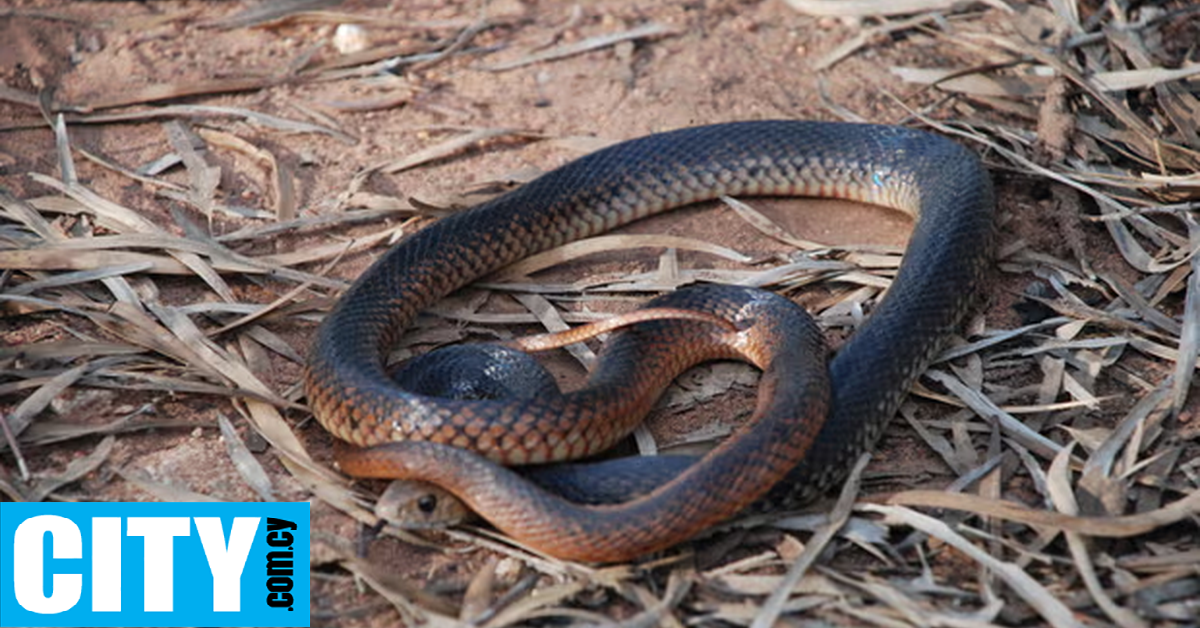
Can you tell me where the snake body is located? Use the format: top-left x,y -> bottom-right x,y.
304,121 -> 994,561
337,284 -> 830,561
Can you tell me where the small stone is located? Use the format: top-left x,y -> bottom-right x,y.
332,24 -> 370,55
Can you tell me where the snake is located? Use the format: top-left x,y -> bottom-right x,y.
304,120 -> 995,562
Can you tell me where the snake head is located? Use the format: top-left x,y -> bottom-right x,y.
374,479 -> 476,529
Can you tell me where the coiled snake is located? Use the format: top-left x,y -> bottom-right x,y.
304,121 -> 994,562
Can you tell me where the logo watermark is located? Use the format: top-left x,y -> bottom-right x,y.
0,502 -> 309,627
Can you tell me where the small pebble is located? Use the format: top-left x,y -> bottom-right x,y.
332,24 -> 370,55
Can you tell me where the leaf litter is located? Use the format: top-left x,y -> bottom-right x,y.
1,0 -> 1199,626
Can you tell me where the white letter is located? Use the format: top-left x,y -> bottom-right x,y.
126,517 -> 190,612
91,518 -> 122,612
12,515 -> 82,614
194,517 -> 259,612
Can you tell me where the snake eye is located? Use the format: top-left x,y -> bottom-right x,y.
416,494 -> 438,514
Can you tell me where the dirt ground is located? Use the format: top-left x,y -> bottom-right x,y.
2,1 -> 1199,627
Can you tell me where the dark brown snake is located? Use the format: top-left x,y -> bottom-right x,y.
304,120 -> 995,562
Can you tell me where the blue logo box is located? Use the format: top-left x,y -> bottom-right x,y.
0,502 -> 309,627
